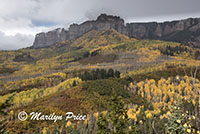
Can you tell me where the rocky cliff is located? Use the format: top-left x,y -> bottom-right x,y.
68,14 -> 127,39
32,14 -> 126,48
32,28 -> 69,48
126,18 -> 200,47
32,14 -> 200,48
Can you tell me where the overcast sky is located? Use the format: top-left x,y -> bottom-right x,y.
0,0 -> 200,50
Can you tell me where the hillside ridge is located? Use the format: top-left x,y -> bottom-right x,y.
32,14 -> 200,48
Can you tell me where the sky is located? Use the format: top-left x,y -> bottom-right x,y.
0,0 -> 200,50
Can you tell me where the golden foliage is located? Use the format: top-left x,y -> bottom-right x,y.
2,77 -> 82,108
127,76 -> 200,122
137,48 -> 161,63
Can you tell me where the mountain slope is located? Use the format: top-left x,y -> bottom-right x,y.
0,29 -> 199,81
0,29 -> 200,133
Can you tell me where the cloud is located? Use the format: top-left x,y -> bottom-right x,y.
0,31 -> 34,50
0,0 -> 200,50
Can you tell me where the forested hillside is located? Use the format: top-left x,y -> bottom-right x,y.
0,29 -> 200,134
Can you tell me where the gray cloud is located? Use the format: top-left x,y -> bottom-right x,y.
0,31 -> 34,50
0,0 -> 200,50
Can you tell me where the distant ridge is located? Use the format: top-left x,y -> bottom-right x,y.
32,14 -> 200,48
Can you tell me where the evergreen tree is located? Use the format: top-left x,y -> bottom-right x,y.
35,127 -> 40,134
108,92 -> 129,134
107,69 -> 114,78
97,114 -> 110,134
72,80 -> 77,86
96,69 -> 102,79
114,70 -> 120,78
100,69 -> 107,79
79,69 -> 121,81
97,91 -> 130,134
91,70 -> 97,80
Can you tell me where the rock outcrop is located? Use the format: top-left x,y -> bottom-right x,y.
32,14 -> 200,48
68,14 -> 127,40
32,28 -> 69,48
126,18 -> 200,47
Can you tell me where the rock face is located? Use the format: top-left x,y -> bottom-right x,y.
68,14 -> 127,39
32,14 -> 200,48
32,28 -> 69,48
126,18 -> 200,47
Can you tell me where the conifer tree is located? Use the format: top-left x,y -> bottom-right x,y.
114,70 -> 120,78
97,114 -> 110,134
108,69 -> 114,77
35,127 -> 40,134
97,91 -> 131,134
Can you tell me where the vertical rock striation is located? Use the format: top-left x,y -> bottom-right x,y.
32,14 -> 200,48
32,28 -> 69,48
